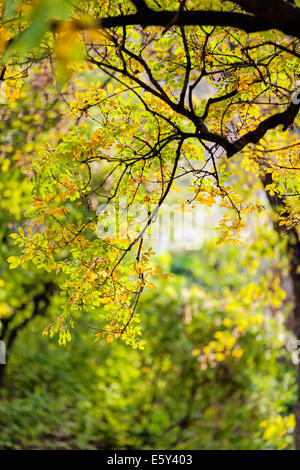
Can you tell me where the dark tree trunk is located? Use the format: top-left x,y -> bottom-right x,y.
259,166 -> 300,448
0,282 -> 55,390
260,171 -> 300,448
289,237 -> 300,449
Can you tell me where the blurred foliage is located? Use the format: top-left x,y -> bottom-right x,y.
0,62 -> 61,370
0,241 -> 296,449
3,0 -> 300,349
0,0 -> 299,452
0,69 -> 296,450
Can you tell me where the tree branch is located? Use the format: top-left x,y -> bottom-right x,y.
96,5 -> 300,39
227,101 -> 300,157
231,0 -> 300,38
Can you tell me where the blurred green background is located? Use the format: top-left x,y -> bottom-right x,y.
0,241 -> 297,449
0,50 -> 297,452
